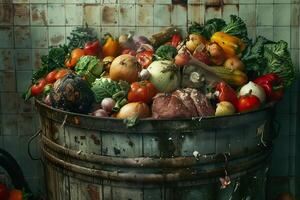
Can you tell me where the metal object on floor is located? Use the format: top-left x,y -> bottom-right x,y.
36,99 -> 276,200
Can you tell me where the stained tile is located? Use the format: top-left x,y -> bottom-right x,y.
49,27 -> 65,46
188,4 -> 205,24
291,27 -> 299,50
13,4 -> 30,25
30,4 -> 48,26
154,4 -> 171,26
14,26 -> 31,48
223,0 -> 238,4
15,49 -> 32,70
101,26 -> 119,37
13,0 -> 29,3
30,0 -> 47,3
155,0 -> 171,3
119,0 -> 136,3
31,27 -> 48,48
136,4 -> 153,26
0,49 -> 14,71
119,4 -> 136,26
1,114 -> 18,135
274,4 -> 291,26
0,71 -> 16,92
205,6 -> 222,21
83,4 -> 101,26
274,27 -> 291,47
291,4 -> 300,26
0,93 -> 19,114
136,27 -> 153,37
118,27 -> 136,35
256,26 -> 273,40
239,4 -> 256,27
16,71 -> 32,93
65,4 -> 84,26
48,4 -> 65,26
0,4 -> 13,25
0,27 -> 13,48
171,5 -> 187,26
222,4 -> 238,22
188,0 -> 204,3
32,49 -> 48,70
256,4 -> 273,26
102,4 -> 119,26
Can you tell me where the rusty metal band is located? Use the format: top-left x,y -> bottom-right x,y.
42,135 -> 270,168
42,146 -> 270,183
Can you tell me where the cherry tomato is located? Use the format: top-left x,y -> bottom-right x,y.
136,51 -> 153,68
31,79 -> 47,96
0,183 -> 9,200
55,69 -> 69,80
8,189 -> 23,200
45,70 -> 58,83
237,95 -> 261,113
128,81 -> 158,104
84,40 -> 101,57
65,48 -> 85,69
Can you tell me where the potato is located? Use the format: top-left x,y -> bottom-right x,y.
224,56 -> 245,71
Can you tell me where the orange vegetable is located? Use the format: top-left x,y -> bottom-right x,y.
65,48 -> 85,69
102,34 -> 120,57
210,32 -> 246,57
8,189 -> 23,200
55,69 -> 70,80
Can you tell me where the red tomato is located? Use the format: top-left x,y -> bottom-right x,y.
128,81 -> 158,104
136,51 -> 153,68
45,70 -> 58,83
55,69 -> 69,80
31,79 -> 47,96
0,183 -> 9,200
237,95 -> 261,113
8,189 -> 23,200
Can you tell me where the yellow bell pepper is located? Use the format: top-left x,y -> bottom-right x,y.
102,34 -> 120,58
211,32 -> 246,58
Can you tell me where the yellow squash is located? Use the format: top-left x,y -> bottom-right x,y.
211,32 -> 246,57
210,66 -> 248,87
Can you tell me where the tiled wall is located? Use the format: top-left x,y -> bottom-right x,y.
0,0 -> 299,198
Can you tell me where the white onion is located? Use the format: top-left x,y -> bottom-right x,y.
101,98 -> 116,113
239,81 -> 266,103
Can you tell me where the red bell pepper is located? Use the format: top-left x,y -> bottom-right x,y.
136,51 -> 153,68
215,82 -> 239,109
253,73 -> 284,101
171,34 -> 182,47
84,40 -> 101,57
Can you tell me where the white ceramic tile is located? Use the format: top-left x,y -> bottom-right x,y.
205,7 -> 222,21
188,0 -> 204,4
153,4 -> 171,26
274,0 -> 291,3
65,4 -> 83,25
256,4 -> 273,26
119,4 -> 136,26
239,0 -> 255,3
291,4 -> 300,26
119,0 -> 136,3
83,4 -> 101,26
274,4 -> 291,26
48,4 -> 65,26
16,71 -> 32,92
137,0 -> 154,3
31,26 -> 48,48
136,4 -> 153,26
30,0 -> 47,3
239,4 -> 257,27
118,26 -> 137,35
101,4 -> 119,26
49,27 -> 65,46
222,4 -> 238,22
101,26 -> 119,37
187,4 -> 205,24
257,0 -> 273,3
291,26 -> 299,49
274,26 -> 291,47
0,27 -> 13,48
155,0 -> 171,3
171,5 -> 187,26
30,4 -> 48,26
15,49 -> 32,70
136,26 -> 154,37
223,0 -> 239,4
48,0 -> 64,3
14,4 -> 30,25
14,26 -> 32,48
13,0 -> 29,3
256,26 -> 273,40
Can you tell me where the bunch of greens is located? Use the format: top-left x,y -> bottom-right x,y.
67,26 -> 98,50
91,78 -> 130,111
155,45 -> 178,60
188,15 -> 248,41
75,56 -> 103,85
242,36 -> 294,87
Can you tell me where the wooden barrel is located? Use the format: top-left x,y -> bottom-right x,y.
36,100 -> 276,200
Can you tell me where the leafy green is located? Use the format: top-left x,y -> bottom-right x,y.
222,15 -> 248,41
188,18 -> 226,39
75,56 -> 103,85
155,45 -> 177,60
31,45 -> 69,83
91,78 -> 130,111
242,36 -> 295,87
67,26 -> 98,50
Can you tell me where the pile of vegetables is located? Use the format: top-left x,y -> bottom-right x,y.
24,15 -> 294,125
0,183 -> 30,200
